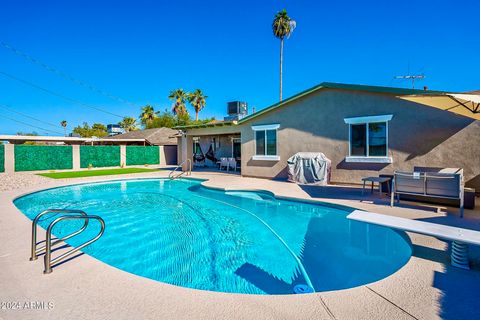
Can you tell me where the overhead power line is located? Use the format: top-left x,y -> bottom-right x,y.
0,103 -> 61,129
0,114 -> 64,135
0,70 -> 124,118
1,41 -> 138,107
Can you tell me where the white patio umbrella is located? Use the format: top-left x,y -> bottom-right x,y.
400,93 -> 480,120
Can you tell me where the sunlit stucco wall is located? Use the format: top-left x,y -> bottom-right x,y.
239,89 -> 480,189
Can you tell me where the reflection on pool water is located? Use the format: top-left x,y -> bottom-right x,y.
14,178 -> 411,295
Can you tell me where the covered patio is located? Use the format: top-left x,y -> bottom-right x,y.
177,121 -> 241,172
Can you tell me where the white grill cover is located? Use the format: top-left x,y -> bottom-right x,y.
287,152 -> 331,185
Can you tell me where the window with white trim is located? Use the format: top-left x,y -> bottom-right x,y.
344,115 -> 393,163
252,124 -> 280,160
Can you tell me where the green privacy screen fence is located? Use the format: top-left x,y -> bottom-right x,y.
8,145 -> 159,172
0,145 -> 4,172
80,146 -> 120,168
126,146 -> 160,165
14,145 -> 73,171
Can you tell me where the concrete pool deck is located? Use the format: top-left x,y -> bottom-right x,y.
0,170 -> 479,320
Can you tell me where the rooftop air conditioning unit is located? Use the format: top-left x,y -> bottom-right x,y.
224,101 -> 248,121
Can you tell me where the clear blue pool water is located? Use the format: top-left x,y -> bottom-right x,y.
14,178 -> 412,295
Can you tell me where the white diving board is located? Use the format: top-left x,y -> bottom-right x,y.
347,210 -> 480,269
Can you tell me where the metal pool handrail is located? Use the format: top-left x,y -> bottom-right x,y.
169,158 -> 192,180
30,209 -> 89,261
43,215 -> 105,274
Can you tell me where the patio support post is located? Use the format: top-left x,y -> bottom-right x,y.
180,134 -> 193,172
182,136 -> 193,172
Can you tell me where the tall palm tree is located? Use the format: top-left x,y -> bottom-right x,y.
168,89 -> 188,116
139,105 -> 158,126
60,120 -> 67,136
119,117 -> 138,132
187,89 -> 208,121
272,9 -> 296,101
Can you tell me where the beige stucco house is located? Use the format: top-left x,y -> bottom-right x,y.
177,82 -> 480,190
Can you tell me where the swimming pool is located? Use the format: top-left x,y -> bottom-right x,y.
14,178 -> 412,295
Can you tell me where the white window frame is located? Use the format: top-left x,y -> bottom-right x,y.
251,124 -> 280,161
344,115 -> 393,163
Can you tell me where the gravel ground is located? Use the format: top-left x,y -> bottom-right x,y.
0,167 -> 171,193
0,172 -> 53,192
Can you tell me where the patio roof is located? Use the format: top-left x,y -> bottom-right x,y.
174,120 -> 237,130
400,93 -> 480,120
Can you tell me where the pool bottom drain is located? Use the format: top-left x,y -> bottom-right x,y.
294,284 -> 315,294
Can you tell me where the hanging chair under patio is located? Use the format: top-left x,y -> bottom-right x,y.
194,145 -> 206,166
205,145 -> 218,163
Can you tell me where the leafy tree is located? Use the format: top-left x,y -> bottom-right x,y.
145,109 -> 215,129
72,122 -> 108,137
60,120 -> 68,136
119,117 -> 138,132
188,117 -> 216,126
146,110 -> 177,129
16,131 -> 38,136
187,89 -> 208,121
139,105 -> 158,127
92,123 -> 107,132
176,112 -> 191,127
16,131 -> 39,145
168,89 -> 188,116
272,9 -> 296,101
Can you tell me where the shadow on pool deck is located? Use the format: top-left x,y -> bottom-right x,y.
415,215 -> 480,320
433,261 -> 480,320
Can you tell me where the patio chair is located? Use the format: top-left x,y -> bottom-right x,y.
228,158 -> 237,171
219,158 -> 229,171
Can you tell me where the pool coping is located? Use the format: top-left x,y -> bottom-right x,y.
1,171 -> 479,320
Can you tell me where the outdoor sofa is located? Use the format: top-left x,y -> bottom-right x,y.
390,168 -> 465,217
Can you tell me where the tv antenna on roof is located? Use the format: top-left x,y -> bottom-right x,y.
394,74 -> 425,89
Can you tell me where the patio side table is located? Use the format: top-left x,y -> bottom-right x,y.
361,176 -> 391,196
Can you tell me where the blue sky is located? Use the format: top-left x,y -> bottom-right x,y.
1,0 -> 479,135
